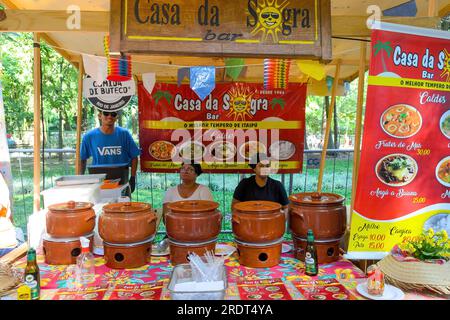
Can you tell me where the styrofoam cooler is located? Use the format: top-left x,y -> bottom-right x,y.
41,183 -> 102,208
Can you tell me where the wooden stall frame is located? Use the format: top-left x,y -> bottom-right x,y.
32,32 -> 41,213
317,60 -> 341,193
75,57 -> 84,175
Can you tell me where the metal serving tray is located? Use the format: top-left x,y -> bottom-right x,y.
54,174 -> 106,186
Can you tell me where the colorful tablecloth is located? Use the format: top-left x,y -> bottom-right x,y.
8,242 -> 448,300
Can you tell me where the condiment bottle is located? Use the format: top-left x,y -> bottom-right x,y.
24,247 -> 40,300
304,229 -> 318,276
75,237 -> 95,287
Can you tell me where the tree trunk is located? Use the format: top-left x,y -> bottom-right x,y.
58,110 -> 63,162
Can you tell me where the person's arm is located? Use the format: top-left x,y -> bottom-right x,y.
128,157 -> 138,193
230,179 -> 246,212
80,160 -> 87,175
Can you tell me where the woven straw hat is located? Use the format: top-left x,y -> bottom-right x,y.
377,255 -> 450,295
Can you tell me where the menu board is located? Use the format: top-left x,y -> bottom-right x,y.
237,278 -> 292,300
138,82 -> 306,173
347,23 -> 450,259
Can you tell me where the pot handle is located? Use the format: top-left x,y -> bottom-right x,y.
232,216 -> 240,224
85,213 -> 96,222
147,215 -> 157,224
291,210 -> 304,221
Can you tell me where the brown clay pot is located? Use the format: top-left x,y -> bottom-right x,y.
235,239 -> 282,268
232,201 -> 285,243
46,201 -> 95,238
289,192 -> 347,240
293,236 -> 341,264
169,238 -> 217,266
103,237 -> 153,269
42,233 -> 94,265
99,202 -> 157,244
166,200 -> 221,242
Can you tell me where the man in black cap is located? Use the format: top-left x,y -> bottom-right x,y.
231,153 -> 289,211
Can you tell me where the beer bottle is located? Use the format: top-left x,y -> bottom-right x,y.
304,229 -> 318,276
24,247 -> 40,300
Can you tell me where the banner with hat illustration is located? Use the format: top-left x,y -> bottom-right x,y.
138,82 -> 306,173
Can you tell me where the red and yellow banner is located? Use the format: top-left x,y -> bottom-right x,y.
347,24 -> 450,259
138,82 -> 306,173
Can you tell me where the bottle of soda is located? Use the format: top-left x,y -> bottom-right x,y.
304,229 -> 318,276
24,247 -> 40,300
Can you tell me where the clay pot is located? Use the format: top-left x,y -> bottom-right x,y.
289,192 -> 346,264
235,239 -> 282,268
103,237 -> 153,269
99,202 -> 157,244
166,200 -> 221,242
169,238 -> 217,266
289,192 -> 346,240
232,201 -> 285,243
292,236 -> 341,264
42,233 -> 94,265
46,201 -> 95,238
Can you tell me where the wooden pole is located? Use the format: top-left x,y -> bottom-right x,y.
428,0 -> 437,17
75,57 -> 84,175
349,43 -> 367,220
32,33 -> 41,213
317,60 -> 341,193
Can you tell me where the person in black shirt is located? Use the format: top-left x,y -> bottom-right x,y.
231,153 -> 289,212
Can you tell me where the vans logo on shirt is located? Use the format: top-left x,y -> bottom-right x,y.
97,146 -> 122,156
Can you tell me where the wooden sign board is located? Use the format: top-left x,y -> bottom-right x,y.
110,0 -> 331,60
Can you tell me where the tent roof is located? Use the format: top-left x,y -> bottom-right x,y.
1,0 -> 449,93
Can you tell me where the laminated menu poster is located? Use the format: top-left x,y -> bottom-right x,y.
237,278 -> 292,300
347,23 -> 450,260
292,279 -> 357,300
108,282 -> 163,300
138,82 -> 306,173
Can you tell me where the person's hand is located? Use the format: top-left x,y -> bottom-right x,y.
129,176 -> 136,193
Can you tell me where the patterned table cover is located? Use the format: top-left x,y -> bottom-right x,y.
8,242 -> 449,300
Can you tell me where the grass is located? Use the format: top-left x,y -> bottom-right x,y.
9,152 -> 355,236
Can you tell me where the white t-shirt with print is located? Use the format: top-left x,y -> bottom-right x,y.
163,184 -> 214,204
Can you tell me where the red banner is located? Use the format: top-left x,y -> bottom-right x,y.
347,24 -> 450,259
138,82 -> 306,173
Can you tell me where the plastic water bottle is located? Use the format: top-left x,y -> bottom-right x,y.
75,237 -> 95,287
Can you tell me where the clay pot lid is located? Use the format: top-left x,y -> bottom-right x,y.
167,200 -> 219,213
103,202 -> 152,214
289,192 -> 345,205
234,201 -> 281,213
48,201 -> 94,212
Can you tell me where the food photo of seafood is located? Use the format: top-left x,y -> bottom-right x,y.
380,104 -> 422,138
436,156 -> 450,187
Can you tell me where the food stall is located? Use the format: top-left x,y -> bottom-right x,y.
0,0 -> 449,302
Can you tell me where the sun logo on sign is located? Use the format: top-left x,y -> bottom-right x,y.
227,85 -> 255,121
249,0 -> 289,43
441,49 -> 450,82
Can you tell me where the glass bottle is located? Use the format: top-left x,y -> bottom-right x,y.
304,229 -> 318,276
75,237 -> 95,287
24,247 -> 40,300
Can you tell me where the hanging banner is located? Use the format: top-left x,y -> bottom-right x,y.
0,79 -> 13,218
138,82 -> 306,173
347,23 -> 450,260
83,76 -> 135,112
109,0 -> 332,60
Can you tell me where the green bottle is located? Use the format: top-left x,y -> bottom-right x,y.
24,248 -> 40,300
304,229 -> 318,276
